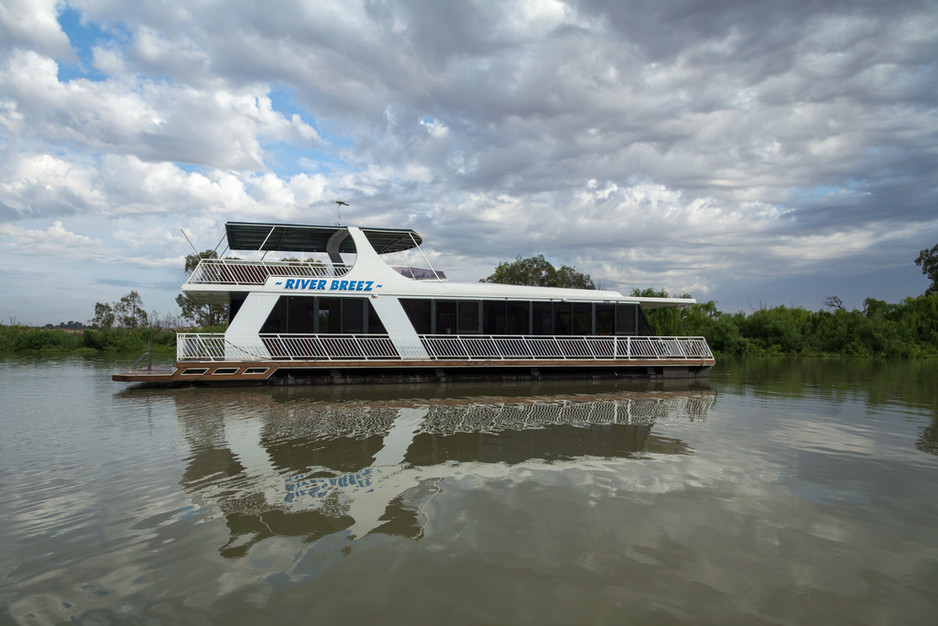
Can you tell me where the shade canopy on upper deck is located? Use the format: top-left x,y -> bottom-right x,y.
225,222 -> 423,254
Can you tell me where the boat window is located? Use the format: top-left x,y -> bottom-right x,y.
482,300 -> 529,335
262,295 -> 386,334
595,304 -> 615,335
229,293 -> 248,324
401,299 -> 432,334
261,297 -> 289,333
457,301 -> 481,334
367,301 -> 386,334
615,304 -> 653,335
637,306 -> 655,335
435,300 -> 457,334
341,298 -> 364,334
288,296 -> 316,333
317,298 -> 341,333
554,302 -> 572,334
570,303 -> 591,335
532,301 -> 553,335
616,304 -> 637,335
506,301 -> 530,335
483,301 -> 507,335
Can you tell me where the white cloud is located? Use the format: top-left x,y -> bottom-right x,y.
0,0 -> 73,59
1,0 -> 937,322
0,49 -> 320,171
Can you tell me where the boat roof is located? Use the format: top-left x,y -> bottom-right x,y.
225,222 -> 423,254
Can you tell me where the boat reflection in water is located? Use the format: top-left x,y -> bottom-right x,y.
172,383 -> 714,557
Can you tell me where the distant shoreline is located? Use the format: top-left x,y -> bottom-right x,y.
0,325 -> 178,356
2,317 -> 936,359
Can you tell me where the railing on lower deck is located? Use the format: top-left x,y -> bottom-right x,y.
177,333 -> 714,363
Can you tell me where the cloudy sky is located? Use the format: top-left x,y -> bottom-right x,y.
1,0 -> 937,325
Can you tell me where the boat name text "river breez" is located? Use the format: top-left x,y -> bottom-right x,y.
282,278 -> 377,292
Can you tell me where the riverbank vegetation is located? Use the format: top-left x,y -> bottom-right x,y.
1,286 -> 224,355
3,249 -> 937,358
0,325 -> 178,356
645,292 -> 938,358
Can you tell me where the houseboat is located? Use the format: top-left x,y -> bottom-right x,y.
113,221 -> 714,385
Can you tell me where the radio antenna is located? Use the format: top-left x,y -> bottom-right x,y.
335,200 -> 349,225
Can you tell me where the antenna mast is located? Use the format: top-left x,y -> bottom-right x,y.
335,200 -> 349,225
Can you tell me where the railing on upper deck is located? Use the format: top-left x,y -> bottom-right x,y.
177,333 -> 713,363
185,259 -> 353,286
185,259 -> 447,285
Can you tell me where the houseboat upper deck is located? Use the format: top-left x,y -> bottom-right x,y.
114,221 -> 714,385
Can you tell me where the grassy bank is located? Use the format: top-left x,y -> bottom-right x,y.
0,325 -> 178,356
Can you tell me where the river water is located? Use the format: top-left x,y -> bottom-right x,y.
1,357 -> 936,624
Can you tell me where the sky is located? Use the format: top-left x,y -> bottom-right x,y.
1,0 -> 937,325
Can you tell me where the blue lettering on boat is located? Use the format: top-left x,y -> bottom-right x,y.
283,278 -> 378,292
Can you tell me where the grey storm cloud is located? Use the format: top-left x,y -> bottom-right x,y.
0,0 -> 937,324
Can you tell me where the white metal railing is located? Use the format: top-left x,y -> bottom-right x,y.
185,259 -> 353,286
177,333 -> 713,363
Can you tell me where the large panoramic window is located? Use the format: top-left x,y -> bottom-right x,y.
403,299 -> 482,334
483,301 -> 531,335
401,298 -> 655,336
260,296 -> 384,334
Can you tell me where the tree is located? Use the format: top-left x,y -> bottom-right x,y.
482,254 -> 596,289
915,243 -> 938,296
176,250 -> 229,327
824,295 -> 846,311
632,288 -> 683,335
91,302 -> 115,329
114,291 -> 149,328
90,292 -> 147,328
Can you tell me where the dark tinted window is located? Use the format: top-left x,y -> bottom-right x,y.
436,300 -> 457,334
318,297 -> 341,333
341,299 -> 364,333
261,296 -> 288,333
595,304 -> 614,335
288,296 -> 316,333
457,301 -> 480,334
401,299 -> 432,334
571,303 -> 592,335
367,301 -> 386,334
532,301 -> 552,335
506,301 -> 529,335
616,304 -> 639,335
484,301 -> 507,335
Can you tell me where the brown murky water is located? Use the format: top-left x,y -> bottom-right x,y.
1,357 -> 936,624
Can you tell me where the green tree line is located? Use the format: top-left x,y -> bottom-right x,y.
645,293 -> 938,358
0,325 -> 177,356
